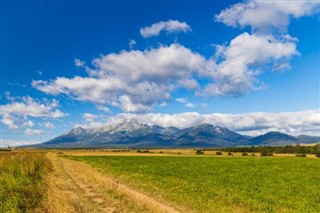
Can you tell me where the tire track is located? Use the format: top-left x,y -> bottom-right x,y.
47,153 -> 180,213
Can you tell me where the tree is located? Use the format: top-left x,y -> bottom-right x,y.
196,150 -> 204,155
315,144 -> 320,158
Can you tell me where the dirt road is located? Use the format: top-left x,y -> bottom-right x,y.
43,153 -> 180,213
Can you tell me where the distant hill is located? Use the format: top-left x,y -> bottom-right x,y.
26,119 -> 320,148
246,132 -> 298,146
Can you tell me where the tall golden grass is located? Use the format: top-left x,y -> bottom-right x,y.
0,152 -> 51,213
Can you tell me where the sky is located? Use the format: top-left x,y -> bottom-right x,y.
1,0 -> 320,147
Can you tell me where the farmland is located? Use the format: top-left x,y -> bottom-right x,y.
67,155 -> 320,212
1,149 -> 320,212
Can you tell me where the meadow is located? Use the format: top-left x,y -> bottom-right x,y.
67,155 -> 320,212
0,152 -> 51,213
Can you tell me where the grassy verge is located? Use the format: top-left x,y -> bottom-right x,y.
0,152 -> 51,213
67,155 -> 320,212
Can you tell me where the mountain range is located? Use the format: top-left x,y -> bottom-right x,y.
28,119 -> 320,148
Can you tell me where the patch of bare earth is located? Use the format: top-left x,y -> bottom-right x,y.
43,153 -> 180,213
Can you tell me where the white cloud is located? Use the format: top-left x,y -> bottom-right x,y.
4,91 -> 16,102
178,78 -> 200,90
83,113 -> 97,122
1,115 -> 19,129
32,4 -> 316,113
175,98 -> 188,103
140,20 -> 191,38
22,120 -> 35,128
119,95 -> 152,113
32,76 -> 126,104
215,0 -> 320,32
74,58 -> 85,67
129,39 -> 136,49
33,44 -> 206,112
0,139 -> 41,148
32,37 -> 301,111
96,105 -> 111,113
184,103 -> 195,108
25,128 -> 44,135
105,110 -> 320,136
0,96 -> 65,129
74,121 -> 106,129
201,32 -> 298,97
91,44 -> 204,83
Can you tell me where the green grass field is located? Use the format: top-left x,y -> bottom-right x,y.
67,155 -> 320,212
0,153 -> 51,213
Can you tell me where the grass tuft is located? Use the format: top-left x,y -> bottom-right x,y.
0,152 -> 51,213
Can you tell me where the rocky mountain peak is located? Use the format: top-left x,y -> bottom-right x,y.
67,126 -> 88,135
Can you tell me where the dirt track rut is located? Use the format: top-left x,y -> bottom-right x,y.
46,153 -> 180,213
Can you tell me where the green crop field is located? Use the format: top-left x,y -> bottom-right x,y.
67,155 -> 320,212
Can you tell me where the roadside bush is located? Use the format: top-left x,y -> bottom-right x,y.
315,144 -> 320,158
242,152 -> 248,156
260,149 -> 273,156
216,151 -> 222,155
296,153 -> 307,157
196,150 -> 204,155
228,152 -> 233,156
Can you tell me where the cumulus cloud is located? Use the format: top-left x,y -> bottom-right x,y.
215,0 -> 320,32
140,20 -> 191,38
202,32 -> 299,97
32,1 -> 319,113
207,0 -> 319,97
0,96 -> 65,129
105,110 -> 320,136
33,44 -> 207,112
32,37 -> 300,110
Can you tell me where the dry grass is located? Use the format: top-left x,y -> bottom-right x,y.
42,153 -> 179,213
0,152 -> 50,213
39,153 -> 96,213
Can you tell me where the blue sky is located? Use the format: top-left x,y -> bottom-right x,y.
1,0 -> 320,147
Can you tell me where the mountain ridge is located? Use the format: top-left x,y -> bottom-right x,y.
27,119 -> 320,148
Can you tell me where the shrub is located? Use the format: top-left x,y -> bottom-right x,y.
216,151 -> 223,155
196,150 -> 204,155
315,144 -> 320,158
296,153 -> 307,157
228,152 -> 233,156
260,149 -> 273,156
242,152 -> 248,156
